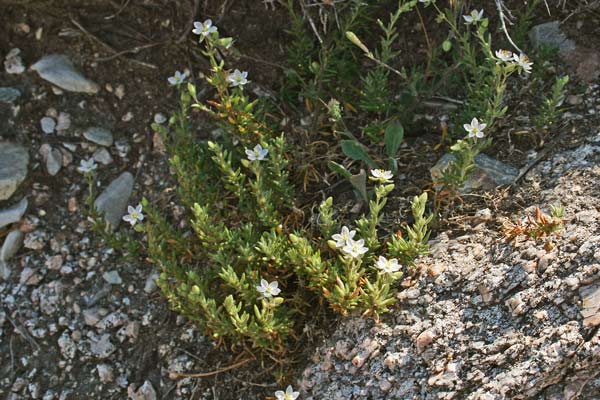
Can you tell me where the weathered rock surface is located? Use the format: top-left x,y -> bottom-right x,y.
303,138 -> 600,399
93,172 -> 134,229
430,152 -> 519,192
30,54 -> 99,94
0,142 -> 29,200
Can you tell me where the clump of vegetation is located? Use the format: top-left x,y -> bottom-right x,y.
86,1 -> 572,389
113,20 -> 434,356
534,75 -> 569,131
503,205 -> 566,243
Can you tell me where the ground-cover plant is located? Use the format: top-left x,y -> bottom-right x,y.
503,205 -> 565,245
419,1 -> 535,202
285,0 -> 538,208
534,74 -> 569,132
284,0 -> 433,194
112,19 -> 435,359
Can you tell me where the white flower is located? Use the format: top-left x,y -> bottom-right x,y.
463,117 -> 487,139
513,53 -> 533,73
256,279 -> 281,298
274,385 -> 299,400
332,226 -> 356,248
370,169 -> 393,181
245,144 -> 268,161
77,158 -> 97,174
376,256 -> 401,274
495,49 -> 513,62
168,70 -> 188,86
192,19 -> 218,37
123,204 -> 144,226
342,238 -> 369,259
227,69 -> 248,87
463,9 -> 484,24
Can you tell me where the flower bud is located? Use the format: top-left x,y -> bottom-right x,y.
345,31 -> 370,54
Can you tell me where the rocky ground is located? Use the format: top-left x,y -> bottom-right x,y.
1,2 -> 600,400
301,92 -> 600,399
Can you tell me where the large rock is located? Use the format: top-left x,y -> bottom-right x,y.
430,152 -> 519,192
0,197 -> 28,229
0,142 -> 28,200
93,172 -> 134,230
302,140 -> 600,399
529,21 -> 576,53
30,54 -> 99,94
529,21 -> 600,82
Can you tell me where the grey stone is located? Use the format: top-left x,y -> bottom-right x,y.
103,270 -> 122,285
93,172 -> 134,229
55,112 -> 71,131
0,230 -> 25,280
1,229 -> 24,262
92,148 -> 113,165
0,198 -> 28,229
40,117 -> 56,134
30,54 -> 99,94
97,364 -> 114,383
24,230 -> 46,250
0,142 -> 29,200
529,21 -> 576,53
128,381 -> 157,400
82,308 -> 101,327
0,87 -> 21,103
57,332 -> 77,359
430,153 -> 519,192
144,272 -> 159,293
84,127 -> 113,147
45,146 -> 63,176
4,48 -> 25,74
90,334 -> 116,358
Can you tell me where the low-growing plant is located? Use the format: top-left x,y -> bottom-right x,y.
421,1 -> 535,200
534,75 -> 569,131
118,20 -> 434,356
503,206 -> 565,243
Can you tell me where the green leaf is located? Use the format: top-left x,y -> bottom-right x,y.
442,40 -> 452,52
328,161 -> 352,179
384,122 -> 404,158
341,140 -> 377,168
187,83 -> 197,99
388,158 -> 398,174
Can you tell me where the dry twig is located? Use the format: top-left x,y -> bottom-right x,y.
70,16 -> 158,69
494,0 -> 524,55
